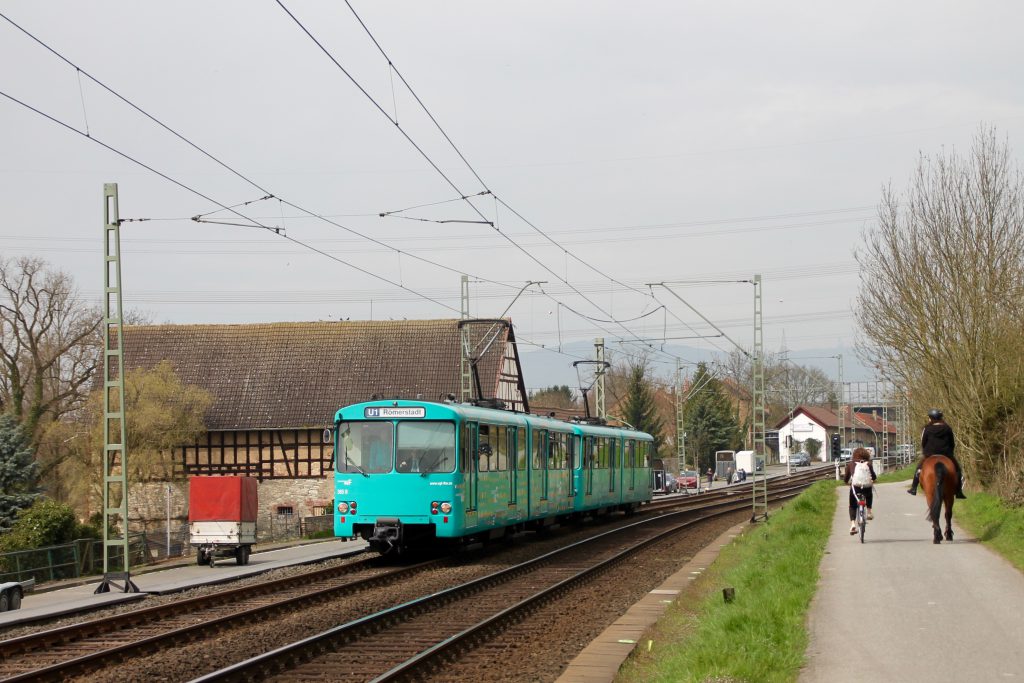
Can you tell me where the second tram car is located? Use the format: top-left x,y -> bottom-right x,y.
333,399 -> 654,554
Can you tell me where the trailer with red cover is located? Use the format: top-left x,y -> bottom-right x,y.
188,476 -> 258,567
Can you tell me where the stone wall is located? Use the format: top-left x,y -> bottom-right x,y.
128,477 -> 333,543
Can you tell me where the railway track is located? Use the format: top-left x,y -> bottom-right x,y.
0,467 -> 830,682
196,471 -> 827,682
0,556 -> 440,682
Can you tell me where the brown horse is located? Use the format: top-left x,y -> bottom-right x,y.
920,455 -> 957,544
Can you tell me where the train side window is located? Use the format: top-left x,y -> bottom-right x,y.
517,427 -> 527,470
610,440 -> 618,468
626,440 -> 636,468
569,434 -> 577,470
584,436 -> 594,468
550,432 -> 566,470
595,438 -> 607,469
478,424 -> 492,472
461,422 -> 476,473
495,425 -> 508,471
532,429 -> 546,469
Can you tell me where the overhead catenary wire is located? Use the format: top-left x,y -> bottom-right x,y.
0,87 -> 463,315
279,2 -> 693,365
2,9 -> 841,366
0,11 -> 536,302
334,1 -> 791,368
2,8 -> 685,351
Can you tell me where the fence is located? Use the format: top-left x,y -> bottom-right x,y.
0,514 -> 334,587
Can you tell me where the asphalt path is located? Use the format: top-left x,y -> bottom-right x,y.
801,481 -> 1024,682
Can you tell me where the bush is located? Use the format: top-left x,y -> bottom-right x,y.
0,498 -> 78,554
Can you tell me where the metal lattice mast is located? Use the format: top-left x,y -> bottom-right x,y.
837,354 -> 845,454
675,359 -> 685,475
97,184 -> 137,593
751,274 -> 768,521
459,275 -> 472,402
595,338 -> 606,420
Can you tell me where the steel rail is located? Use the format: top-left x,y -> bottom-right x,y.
195,476 -> 821,681
0,556 -> 441,682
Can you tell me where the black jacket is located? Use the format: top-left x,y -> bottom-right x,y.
921,421 -> 955,457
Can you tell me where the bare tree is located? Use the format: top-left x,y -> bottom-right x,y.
856,126 -> 1024,499
0,257 -> 101,453
55,361 -> 212,517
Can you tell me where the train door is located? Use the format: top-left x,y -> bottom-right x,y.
609,437 -> 617,495
626,439 -> 636,491
462,421 -> 478,527
507,426 -> 517,509
585,436 -> 595,497
532,429 -> 549,516
516,426 -> 529,517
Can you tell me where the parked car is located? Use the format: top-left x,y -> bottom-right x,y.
790,452 -> 811,467
676,470 -> 699,489
838,448 -> 853,462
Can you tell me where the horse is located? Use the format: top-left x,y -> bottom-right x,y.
919,454 -> 957,544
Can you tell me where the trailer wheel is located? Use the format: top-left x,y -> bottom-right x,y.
9,589 -> 21,610
235,545 -> 250,566
208,552 -> 216,568
0,591 -> 9,612
196,550 -> 207,566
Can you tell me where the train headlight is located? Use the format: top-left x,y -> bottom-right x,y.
337,501 -> 349,514
439,502 -> 452,514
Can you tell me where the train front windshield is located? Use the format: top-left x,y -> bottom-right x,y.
337,421 -> 394,473
396,422 -> 455,473
337,420 -> 455,474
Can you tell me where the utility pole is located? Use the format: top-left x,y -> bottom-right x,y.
836,354 -> 845,477
751,274 -> 768,521
675,359 -> 685,475
460,275 -> 472,402
594,338 -> 606,420
96,183 -> 138,594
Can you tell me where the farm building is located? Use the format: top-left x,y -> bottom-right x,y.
775,405 -> 897,463
121,319 -> 527,540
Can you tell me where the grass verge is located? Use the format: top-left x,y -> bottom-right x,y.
616,481 -> 838,683
954,492 -> 1024,573
876,461 -> 916,484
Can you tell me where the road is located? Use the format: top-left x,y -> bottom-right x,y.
801,482 -> 1024,682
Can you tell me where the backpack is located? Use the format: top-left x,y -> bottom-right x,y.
851,461 -> 873,487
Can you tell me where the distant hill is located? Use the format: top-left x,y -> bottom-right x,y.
517,339 -> 875,392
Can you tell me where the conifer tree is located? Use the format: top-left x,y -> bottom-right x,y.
621,360 -> 664,456
0,413 -> 40,532
683,363 -> 742,472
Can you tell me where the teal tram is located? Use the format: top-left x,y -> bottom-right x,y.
332,399 -> 655,554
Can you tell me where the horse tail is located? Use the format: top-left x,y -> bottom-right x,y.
930,461 -> 946,523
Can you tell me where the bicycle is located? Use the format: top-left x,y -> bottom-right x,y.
852,486 -> 868,543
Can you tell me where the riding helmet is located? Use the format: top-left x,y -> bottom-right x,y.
928,408 -> 943,420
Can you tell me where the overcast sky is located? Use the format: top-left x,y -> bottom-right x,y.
2,1 -> 1023,383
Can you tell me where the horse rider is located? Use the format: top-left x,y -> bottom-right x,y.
907,408 -> 966,499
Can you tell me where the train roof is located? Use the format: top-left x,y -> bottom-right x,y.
335,400 -> 652,440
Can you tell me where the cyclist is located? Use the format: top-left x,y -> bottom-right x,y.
907,408 -> 966,499
844,447 -> 876,535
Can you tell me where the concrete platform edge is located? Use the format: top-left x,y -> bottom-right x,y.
555,520 -> 750,683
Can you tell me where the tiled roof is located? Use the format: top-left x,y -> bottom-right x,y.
123,319 -> 512,431
775,405 -> 898,433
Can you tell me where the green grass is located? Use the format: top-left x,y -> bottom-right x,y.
954,492 -> 1024,572
876,461 -> 917,484
616,482 -> 838,683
